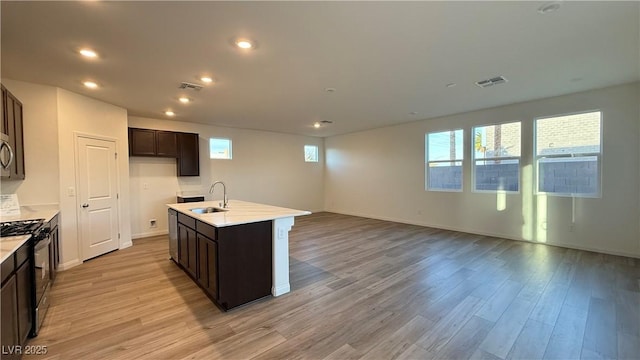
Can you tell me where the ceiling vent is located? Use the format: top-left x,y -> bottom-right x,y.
178,82 -> 203,91
320,120 -> 333,124
475,76 -> 508,88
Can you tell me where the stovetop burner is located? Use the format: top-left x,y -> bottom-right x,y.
0,219 -> 45,237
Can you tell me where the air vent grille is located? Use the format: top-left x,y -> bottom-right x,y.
475,76 -> 508,88
320,120 -> 333,124
178,82 -> 203,91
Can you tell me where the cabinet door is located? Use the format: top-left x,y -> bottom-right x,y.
196,235 -> 218,300
178,222 -> 197,277
128,128 -> 156,156
156,131 -> 177,157
4,92 -> 17,179
16,259 -> 33,344
186,226 -> 197,278
1,275 -> 19,360
177,133 -> 199,176
11,96 -> 25,179
1,85 -> 6,136
177,223 -> 189,269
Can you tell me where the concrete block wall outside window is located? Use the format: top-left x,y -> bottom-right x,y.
426,129 -> 464,191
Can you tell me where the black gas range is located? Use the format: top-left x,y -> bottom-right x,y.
1,219 -> 46,238
0,218 -> 51,337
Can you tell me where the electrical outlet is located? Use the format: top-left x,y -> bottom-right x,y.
149,219 -> 157,228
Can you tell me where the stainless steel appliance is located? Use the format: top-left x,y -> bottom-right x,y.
168,208 -> 178,261
0,132 -> 15,178
0,219 -> 51,336
32,228 -> 51,336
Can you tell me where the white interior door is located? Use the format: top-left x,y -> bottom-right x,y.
77,136 -> 119,261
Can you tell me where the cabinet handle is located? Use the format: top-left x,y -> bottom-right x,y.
82,203 -> 89,208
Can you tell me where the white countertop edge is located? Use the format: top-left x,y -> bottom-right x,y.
1,204 -> 60,223
0,235 -> 31,264
166,199 -> 311,227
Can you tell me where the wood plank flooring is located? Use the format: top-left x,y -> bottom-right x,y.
25,212 -> 640,359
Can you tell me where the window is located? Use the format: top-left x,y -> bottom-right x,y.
426,129 -> 463,191
209,138 -> 232,159
473,121 -> 521,192
535,111 -> 601,197
304,145 -> 319,162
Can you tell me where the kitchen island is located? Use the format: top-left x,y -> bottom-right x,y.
167,200 -> 310,310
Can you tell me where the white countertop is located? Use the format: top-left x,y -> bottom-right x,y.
1,204 -> 60,264
0,235 -> 31,263
167,199 -> 310,227
1,204 -> 60,223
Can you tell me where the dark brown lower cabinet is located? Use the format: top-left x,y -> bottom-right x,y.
177,222 -> 197,278
217,222 -> 272,310
1,240 -> 33,360
1,276 -> 19,360
16,259 -> 33,345
175,215 -> 272,311
196,234 -> 218,300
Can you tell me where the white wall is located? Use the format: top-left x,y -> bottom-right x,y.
128,116 -> 324,238
0,80 -> 132,269
57,89 -> 131,269
325,82 -> 640,258
0,79 -> 59,205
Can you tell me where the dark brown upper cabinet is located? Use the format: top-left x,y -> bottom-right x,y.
128,127 -> 199,176
156,131 -> 178,157
1,84 -> 26,180
128,128 -> 178,157
177,132 -> 199,176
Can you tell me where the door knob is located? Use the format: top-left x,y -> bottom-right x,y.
82,203 -> 89,208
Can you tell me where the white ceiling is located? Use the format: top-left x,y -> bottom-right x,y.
2,1 -> 638,137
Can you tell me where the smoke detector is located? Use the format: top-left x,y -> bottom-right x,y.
178,82 -> 203,91
475,76 -> 508,88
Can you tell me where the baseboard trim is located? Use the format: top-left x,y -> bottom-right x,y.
131,230 -> 168,239
59,259 -> 82,271
325,208 -> 640,259
120,241 -> 133,249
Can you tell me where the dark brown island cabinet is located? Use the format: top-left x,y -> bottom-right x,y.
172,211 -> 272,311
128,128 -> 199,176
1,84 -> 26,180
1,241 -> 33,360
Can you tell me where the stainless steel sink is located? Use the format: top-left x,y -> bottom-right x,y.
190,207 -> 228,214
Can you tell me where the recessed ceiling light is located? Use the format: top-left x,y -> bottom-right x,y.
538,2 -> 561,14
79,48 -> 98,58
446,83 -> 457,88
83,81 -> 98,89
235,40 -> 253,49
165,110 -> 175,116
179,97 -> 191,104
313,122 -> 321,129
200,76 -> 213,84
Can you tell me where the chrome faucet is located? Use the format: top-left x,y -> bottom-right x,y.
209,181 -> 228,208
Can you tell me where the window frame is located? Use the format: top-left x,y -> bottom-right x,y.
471,121 -> 522,194
534,110 -> 603,198
304,145 -> 319,163
425,128 -> 464,192
209,137 -> 233,160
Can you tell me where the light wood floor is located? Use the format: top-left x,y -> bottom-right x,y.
26,212 -> 640,360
